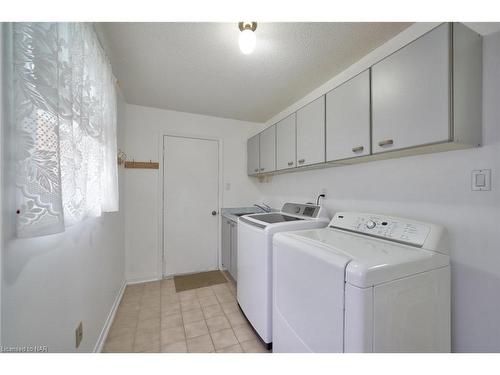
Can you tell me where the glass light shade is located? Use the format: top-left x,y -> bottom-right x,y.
239,29 -> 256,54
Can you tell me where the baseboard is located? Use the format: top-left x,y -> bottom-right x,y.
126,276 -> 163,285
93,280 -> 127,353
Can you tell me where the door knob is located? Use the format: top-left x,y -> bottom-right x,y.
211,210 -> 217,216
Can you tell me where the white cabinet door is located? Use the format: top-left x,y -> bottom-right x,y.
296,96 -> 326,166
372,23 -> 450,154
229,221 -> 238,281
221,219 -> 231,269
276,113 -> 296,170
259,125 -> 276,173
247,134 -> 260,175
326,70 -> 371,161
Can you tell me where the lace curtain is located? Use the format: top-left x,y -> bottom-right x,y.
9,23 -> 119,238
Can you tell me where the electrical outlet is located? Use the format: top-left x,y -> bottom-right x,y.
75,321 -> 83,348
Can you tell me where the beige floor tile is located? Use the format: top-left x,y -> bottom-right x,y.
178,290 -> 197,302
211,283 -> 230,294
134,331 -> 160,353
143,280 -> 161,290
161,326 -> 186,346
186,334 -> 215,353
161,340 -> 187,353
120,293 -> 142,306
227,285 -> 237,296
139,307 -> 160,322
161,313 -> 183,329
182,308 -> 204,324
226,311 -> 247,327
161,286 -> 177,296
196,287 -> 215,298
210,328 -> 239,350
206,315 -> 231,333
202,304 -> 224,319
220,301 -> 240,315
162,303 -> 181,317
112,312 -> 139,329
142,288 -> 161,301
142,295 -> 161,305
181,299 -> 201,312
184,320 -> 209,339
161,294 -> 179,304
233,324 -> 257,343
102,333 -> 134,353
216,344 -> 243,353
215,292 -> 236,304
241,339 -> 269,353
161,278 -> 175,287
104,280 -> 269,355
136,317 -> 160,335
125,283 -> 144,294
116,301 -> 141,315
108,323 -> 136,340
198,295 -> 218,308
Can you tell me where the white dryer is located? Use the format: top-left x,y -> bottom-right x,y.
272,212 -> 450,353
237,203 -> 330,346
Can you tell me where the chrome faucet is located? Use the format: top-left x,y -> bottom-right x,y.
254,203 -> 272,213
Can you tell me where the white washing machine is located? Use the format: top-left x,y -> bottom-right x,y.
272,212 -> 450,353
237,203 -> 330,346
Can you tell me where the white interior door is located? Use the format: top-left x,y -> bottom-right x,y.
163,135 -> 219,276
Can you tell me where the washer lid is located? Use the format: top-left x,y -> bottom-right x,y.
274,228 -> 449,288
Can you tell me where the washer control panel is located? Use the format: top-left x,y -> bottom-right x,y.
329,212 -> 431,247
282,203 -> 320,218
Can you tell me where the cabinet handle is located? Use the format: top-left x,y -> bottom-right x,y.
378,139 -> 394,147
287,161 -> 294,166
352,146 -> 364,153
298,159 -> 305,164
260,168 -> 265,171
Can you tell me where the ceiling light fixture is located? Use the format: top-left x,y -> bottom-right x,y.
238,22 -> 257,55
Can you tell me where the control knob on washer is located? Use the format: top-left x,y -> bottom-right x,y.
366,220 -> 376,229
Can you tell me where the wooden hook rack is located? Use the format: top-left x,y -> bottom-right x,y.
124,161 -> 159,169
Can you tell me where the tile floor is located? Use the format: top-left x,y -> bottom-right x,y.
103,275 -> 270,353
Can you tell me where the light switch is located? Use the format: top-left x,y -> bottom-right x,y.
472,169 -> 491,191
475,173 -> 486,187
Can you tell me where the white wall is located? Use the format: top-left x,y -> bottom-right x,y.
123,104 -> 264,283
0,23 -> 4,346
0,88 -> 127,352
254,30 -> 500,352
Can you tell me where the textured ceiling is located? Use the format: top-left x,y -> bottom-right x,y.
99,22 -> 412,122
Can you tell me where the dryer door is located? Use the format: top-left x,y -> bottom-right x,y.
273,233 -> 350,352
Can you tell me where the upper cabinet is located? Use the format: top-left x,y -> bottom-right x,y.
326,70 -> 371,161
259,125 -> 276,173
247,23 -> 482,177
276,114 -> 296,170
296,96 -> 326,167
371,23 -> 451,153
247,134 -> 260,176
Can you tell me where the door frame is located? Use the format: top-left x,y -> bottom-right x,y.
158,132 -> 223,278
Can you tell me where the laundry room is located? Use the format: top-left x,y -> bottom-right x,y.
1,1 -> 500,373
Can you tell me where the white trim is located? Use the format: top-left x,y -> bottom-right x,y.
159,132 -> 223,278
93,280 -> 127,353
127,276 -> 163,285
0,23 -> 4,347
